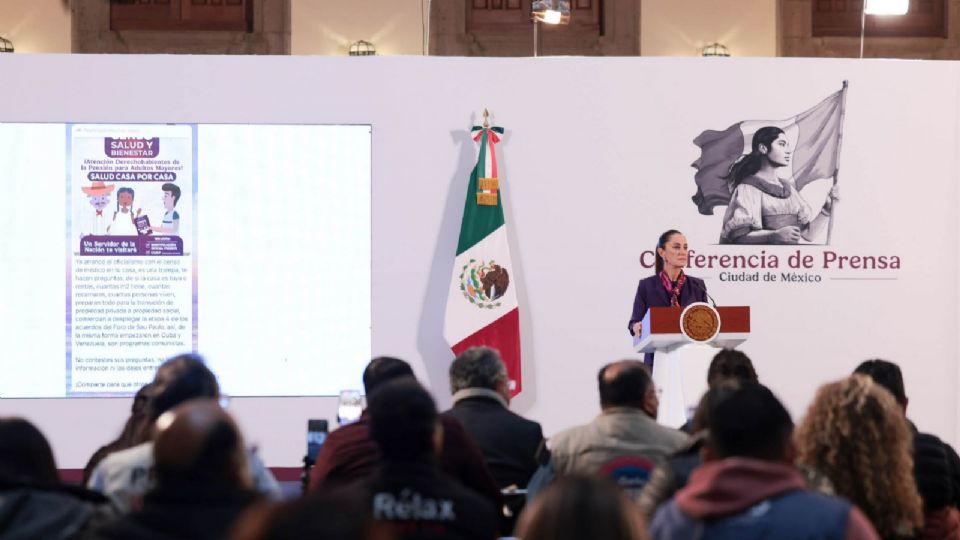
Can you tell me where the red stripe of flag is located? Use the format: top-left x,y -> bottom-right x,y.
450,307 -> 521,396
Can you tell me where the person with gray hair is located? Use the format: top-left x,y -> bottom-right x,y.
444,346 -> 544,494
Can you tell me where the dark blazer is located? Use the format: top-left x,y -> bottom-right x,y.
444,395 -> 544,490
628,274 -> 709,334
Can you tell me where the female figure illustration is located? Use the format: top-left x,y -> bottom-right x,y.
720,126 -> 839,244
107,187 -> 141,236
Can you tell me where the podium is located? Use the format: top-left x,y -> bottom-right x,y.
633,305 -> 750,428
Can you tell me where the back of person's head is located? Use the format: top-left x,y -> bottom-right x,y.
153,400 -> 250,491
707,349 -> 758,387
707,383 -> 793,462
148,354 -> 220,423
515,475 -> 648,540
0,418 -> 59,487
368,378 -> 438,462
795,375 -> 923,538
598,360 -> 651,409
230,489 -> 393,540
362,356 -> 414,397
853,358 -> 907,408
449,346 -> 507,394
689,380 -> 741,433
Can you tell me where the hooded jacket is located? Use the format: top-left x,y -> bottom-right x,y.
650,458 -> 880,540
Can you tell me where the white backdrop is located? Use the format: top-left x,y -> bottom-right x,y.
0,54 -> 957,467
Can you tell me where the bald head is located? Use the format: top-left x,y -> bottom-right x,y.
598,360 -> 654,412
154,400 -> 249,490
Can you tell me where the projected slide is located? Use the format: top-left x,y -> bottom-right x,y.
69,124 -> 196,395
0,123 -> 371,398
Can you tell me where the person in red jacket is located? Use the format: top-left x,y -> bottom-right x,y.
308,356 -> 501,511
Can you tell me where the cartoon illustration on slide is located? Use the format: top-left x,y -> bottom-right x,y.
81,180 -> 115,237
690,83 -> 848,245
107,187 -> 142,236
150,182 -> 181,235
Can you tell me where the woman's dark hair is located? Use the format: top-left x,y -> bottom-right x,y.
724,126 -> 784,187
116,186 -> 134,212
368,378 -> 438,462
707,349 -> 759,387
515,475 -> 648,540
654,229 -> 683,275
0,418 -> 60,487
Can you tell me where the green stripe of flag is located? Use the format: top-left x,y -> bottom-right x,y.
456,132 -> 506,256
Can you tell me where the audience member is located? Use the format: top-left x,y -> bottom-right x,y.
795,375 -> 923,540
549,360 -> 688,478
87,354 -> 279,513
365,378 -> 498,540
82,383 -> 154,486
308,356 -> 501,508
0,417 -> 110,539
854,359 -> 960,539
444,347 -> 543,532
230,489 -> 394,540
637,382 -> 738,520
514,474 -> 648,540
706,348 -> 758,387
650,383 -> 880,540
445,347 -> 543,490
678,349 -> 759,436
639,350 -> 758,517
84,400 -> 260,539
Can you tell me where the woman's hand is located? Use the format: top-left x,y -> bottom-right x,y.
774,226 -> 802,243
632,322 -> 643,337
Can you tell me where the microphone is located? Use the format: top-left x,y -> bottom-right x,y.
687,277 -> 717,308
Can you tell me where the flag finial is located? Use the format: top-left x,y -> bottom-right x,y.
483,109 -> 490,129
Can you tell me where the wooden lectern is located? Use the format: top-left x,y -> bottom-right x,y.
633,305 -> 750,428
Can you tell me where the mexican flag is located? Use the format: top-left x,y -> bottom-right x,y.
443,123 -> 522,396
691,83 -> 847,216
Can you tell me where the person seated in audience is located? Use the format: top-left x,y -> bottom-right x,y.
854,359 -> 960,540
0,417 -> 111,539
83,382 -> 154,486
637,382 -> 737,520
84,400 -> 261,540
549,360 -> 688,479
307,356 -> 501,508
795,375 -> 923,540
444,347 -> 543,490
87,353 -> 279,513
514,474 -> 648,540
230,488 -> 394,540
650,383 -> 880,540
706,348 -> 758,387
362,378 -> 498,540
443,347 -> 544,533
639,349 -> 759,516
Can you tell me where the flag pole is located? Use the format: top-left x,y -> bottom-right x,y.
826,80 -> 848,246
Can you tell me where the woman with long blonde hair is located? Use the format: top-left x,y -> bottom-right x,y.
795,375 -> 923,539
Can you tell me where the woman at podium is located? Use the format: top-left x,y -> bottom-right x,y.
628,229 -> 708,366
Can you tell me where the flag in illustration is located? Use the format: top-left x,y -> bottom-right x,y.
691,83 -> 847,215
443,114 -> 522,396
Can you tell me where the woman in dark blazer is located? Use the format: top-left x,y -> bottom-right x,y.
628,229 -> 707,367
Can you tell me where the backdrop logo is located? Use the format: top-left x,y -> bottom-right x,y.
638,248 -> 902,284
690,84 -> 847,246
